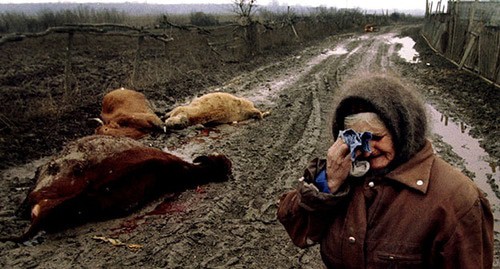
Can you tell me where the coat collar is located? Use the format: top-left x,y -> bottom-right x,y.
385,140 -> 435,194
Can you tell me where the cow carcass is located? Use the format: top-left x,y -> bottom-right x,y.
2,135 -> 232,242
164,92 -> 270,129
95,88 -> 165,139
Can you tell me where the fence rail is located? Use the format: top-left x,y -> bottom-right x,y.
0,23 -> 174,46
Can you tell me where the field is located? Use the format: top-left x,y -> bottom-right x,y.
0,24 -> 499,268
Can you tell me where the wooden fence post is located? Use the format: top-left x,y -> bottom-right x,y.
287,6 -> 299,40
459,33 -> 477,69
495,33 -> 500,82
425,0 -> 429,17
459,0 -> 478,69
132,35 -> 144,86
450,0 -> 458,57
64,31 -> 74,93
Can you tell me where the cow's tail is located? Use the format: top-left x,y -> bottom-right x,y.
192,154 -> 232,184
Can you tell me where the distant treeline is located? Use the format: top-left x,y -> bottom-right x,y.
0,3 -> 425,16
0,4 -> 423,34
0,3 -> 236,16
0,6 -> 128,33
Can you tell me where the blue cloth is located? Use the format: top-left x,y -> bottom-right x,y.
314,169 -> 330,193
339,129 -> 372,161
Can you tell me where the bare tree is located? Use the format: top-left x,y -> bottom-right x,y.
232,0 -> 260,57
233,0 -> 258,25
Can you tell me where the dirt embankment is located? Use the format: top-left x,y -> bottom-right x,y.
0,24 -> 498,268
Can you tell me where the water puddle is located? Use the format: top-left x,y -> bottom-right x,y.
388,36 -> 420,63
320,46 -> 349,57
306,43 -> 348,67
355,35 -> 370,41
249,76 -> 296,106
428,104 -> 500,226
244,42 -> 351,106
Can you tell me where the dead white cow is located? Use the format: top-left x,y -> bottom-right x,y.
164,92 -> 270,129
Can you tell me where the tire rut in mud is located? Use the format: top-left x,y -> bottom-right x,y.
218,30 -> 401,235
4,26 -> 494,269
151,40 -> 368,267
183,73 -> 324,268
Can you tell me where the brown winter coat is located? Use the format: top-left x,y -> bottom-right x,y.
278,141 -> 494,269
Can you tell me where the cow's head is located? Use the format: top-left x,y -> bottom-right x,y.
164,115 -> 189,130
95,121 -> 147,139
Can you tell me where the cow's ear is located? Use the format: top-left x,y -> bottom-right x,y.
108,121 -> 120,128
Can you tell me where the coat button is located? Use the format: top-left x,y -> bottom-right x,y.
416,180 -> 424,186
348,236 -> 356,243
368,181 -> 375,188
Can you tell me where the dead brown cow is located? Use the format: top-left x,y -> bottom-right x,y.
95,88 -> 165,139
1,135 -> 232,242
164,92 -> 270,129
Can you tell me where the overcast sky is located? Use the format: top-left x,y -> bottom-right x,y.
1,0 -> 429,10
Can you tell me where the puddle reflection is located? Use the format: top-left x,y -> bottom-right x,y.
427,104 -> 500,233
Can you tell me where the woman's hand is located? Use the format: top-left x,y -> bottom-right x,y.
326,137 -> 352,193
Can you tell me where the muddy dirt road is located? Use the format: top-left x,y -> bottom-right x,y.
1,25 -> 499,268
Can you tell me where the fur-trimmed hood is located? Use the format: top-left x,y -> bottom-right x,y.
331,74 -> 428,170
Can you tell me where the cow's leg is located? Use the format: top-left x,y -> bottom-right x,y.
114,113 -> 163,130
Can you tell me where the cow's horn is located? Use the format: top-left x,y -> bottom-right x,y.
90,118 -> 104,125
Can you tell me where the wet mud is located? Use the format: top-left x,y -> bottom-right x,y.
0,25 -> 499,268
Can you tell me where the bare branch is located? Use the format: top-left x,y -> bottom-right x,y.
232,0 -> 258,18
156,15 -> 211,35
0,24 -> 174,46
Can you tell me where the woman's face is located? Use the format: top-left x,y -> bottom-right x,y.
348,121 -> 396,170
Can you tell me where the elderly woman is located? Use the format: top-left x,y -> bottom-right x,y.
277,74 -> 493,268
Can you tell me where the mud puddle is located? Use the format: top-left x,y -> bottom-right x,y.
389,36 -> 420,63
428,104 -> 500,224
235,38 -> 351,107
2,25 -> 498,268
